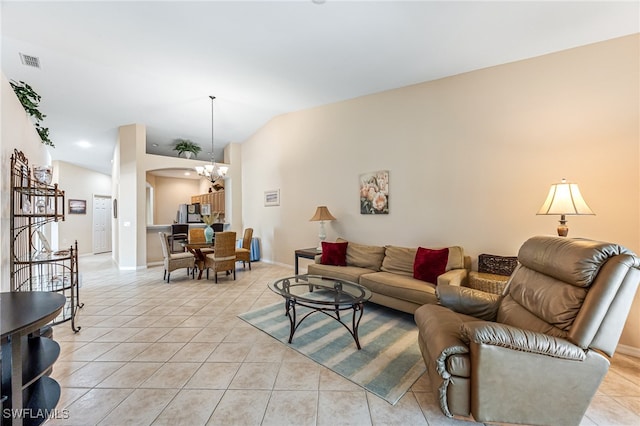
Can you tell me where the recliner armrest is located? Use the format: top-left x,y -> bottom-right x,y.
437,284 -> 500,321
462,321 -> 586,361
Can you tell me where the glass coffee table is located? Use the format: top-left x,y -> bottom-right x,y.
269,274 -> 372,349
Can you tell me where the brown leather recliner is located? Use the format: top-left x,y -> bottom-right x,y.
414,236 -> 640,426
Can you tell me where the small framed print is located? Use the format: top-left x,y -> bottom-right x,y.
201,204 -> 211,215
264,189 -> 280,207
68,199 -> 87,214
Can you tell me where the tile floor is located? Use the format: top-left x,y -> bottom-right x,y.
45,253 -> 639,425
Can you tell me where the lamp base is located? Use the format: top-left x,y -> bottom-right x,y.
557,215 -> 569,237
317,220 -> 326,252
557,225 -> 569,237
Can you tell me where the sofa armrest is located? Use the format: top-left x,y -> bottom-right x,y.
314,254 -> 322,264
437,285 -> 500,321
462,321 -> 586,361
437,268 -> 468,287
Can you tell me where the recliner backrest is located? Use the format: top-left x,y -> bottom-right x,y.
497,236 -> 639,355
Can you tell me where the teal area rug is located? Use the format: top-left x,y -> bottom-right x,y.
238,300 -> 425,405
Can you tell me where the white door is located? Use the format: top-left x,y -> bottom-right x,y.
93,195 -> 112,254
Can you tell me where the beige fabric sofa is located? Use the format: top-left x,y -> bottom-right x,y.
307,238 -> 470,313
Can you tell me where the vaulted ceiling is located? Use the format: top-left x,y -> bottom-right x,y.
2,1 -> 638,175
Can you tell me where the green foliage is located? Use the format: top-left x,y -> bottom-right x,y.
173,138 -> 202,157
10,80 -> 54,147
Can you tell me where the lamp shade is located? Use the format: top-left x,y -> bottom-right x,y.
537,179 -> 594,216
309,206 -> 336,222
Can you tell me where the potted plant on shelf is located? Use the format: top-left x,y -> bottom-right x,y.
173,139 -> 201,159
10,80 -> 54,147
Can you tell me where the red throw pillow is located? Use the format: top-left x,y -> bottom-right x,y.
321,242 -> 348,266
413,247 -> 449,283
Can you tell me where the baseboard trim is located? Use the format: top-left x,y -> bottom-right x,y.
119,265 -> 148,271
616,344 -> 640,358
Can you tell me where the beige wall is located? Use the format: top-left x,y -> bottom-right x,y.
241,35 -> 640,350
1,73 -> 51,292
52,160 -> 111,255
148,174 -> 201,224
115,124 -> 147,269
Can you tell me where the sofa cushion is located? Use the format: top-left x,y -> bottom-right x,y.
414,247 -> 449,283
381,245 -> 466,277
307,263 -> 375,283
445,246 -> 466,271
381,246 -> 417,276
321,241 -> 348,266
360,272 -> 438,306
337,238 -> 385,270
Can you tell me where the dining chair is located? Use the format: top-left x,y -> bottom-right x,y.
235,228 -> 253,270
168,223 -> 189,253
204,231 -> 237,283
189,228 -> 214,250
158,232 -> 195,283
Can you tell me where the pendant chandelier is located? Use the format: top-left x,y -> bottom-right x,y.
195,95 -> 228,182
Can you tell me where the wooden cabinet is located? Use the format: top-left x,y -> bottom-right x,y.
191,190 -> 225,216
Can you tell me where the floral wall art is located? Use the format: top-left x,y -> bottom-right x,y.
359,170 -> 389,214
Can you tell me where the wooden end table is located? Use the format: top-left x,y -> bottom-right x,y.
294,247 -> 320,275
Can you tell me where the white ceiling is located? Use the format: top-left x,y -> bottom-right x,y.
2,1 -> 638,175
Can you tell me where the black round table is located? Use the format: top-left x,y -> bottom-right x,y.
1,291 -> 65,426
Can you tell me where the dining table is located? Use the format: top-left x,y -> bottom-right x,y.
182,242 -> 214,280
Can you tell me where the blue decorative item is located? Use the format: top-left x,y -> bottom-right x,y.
204,225 -> 214,243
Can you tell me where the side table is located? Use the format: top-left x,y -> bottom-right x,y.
294,248 -> 320,275
1,291 -> 66,426
468,271 -> 510,295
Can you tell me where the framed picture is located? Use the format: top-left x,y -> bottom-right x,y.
68,199 -> 87,214
264,189 -> 280,207
360,170 -> 389,214
201,204 -> 211,215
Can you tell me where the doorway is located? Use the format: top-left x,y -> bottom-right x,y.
93,195 -> 112,254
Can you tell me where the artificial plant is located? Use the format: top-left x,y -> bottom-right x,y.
10,80 -> 54,147
173,139 -> 202,158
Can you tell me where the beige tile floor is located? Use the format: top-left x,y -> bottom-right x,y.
46,253 -> 640,425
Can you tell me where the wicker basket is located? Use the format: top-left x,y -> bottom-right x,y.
478,254 -> 518,276
468,271 -> 509,295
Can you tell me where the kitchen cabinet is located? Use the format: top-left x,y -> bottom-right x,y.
191,190 -> 225,216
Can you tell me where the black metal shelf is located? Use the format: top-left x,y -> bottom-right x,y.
10,149 -> 82,333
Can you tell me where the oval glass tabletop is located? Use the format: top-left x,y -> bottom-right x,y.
269,274 -> 372,306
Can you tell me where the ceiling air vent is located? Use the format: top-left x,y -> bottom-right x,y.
19,53 -> 40,68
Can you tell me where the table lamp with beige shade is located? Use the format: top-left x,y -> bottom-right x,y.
537,178 -> 594,236
310,206 -> 336,251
